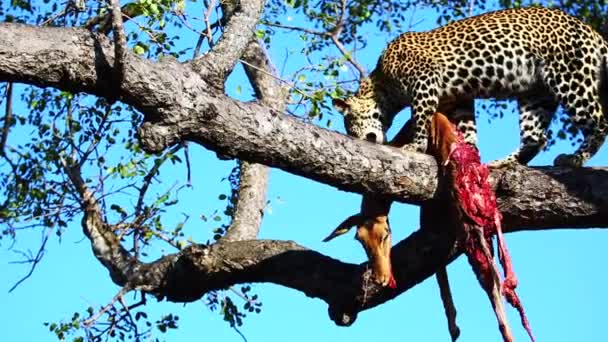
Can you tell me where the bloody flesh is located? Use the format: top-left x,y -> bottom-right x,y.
432,113 -> 534,342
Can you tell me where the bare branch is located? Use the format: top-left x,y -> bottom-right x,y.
190,0 -> 265,83
8,227 -> 52,292
222,161 -> 268,242
262,21 -> 367,76
59,155 -> 134,285
262,21 -> 329,37
0,22 -> 436,204
0,82 -> 12,156
222,40 -> 287,242
330,34 -> 367,76
85,3 -> 139,34
109,0 -> 127,86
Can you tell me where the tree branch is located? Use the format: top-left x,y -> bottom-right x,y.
0,23 -> 439,202
2,22 -> 608,328
329,34 -> 366,76
221,40 -> 287,242
221,161 -> 268,242
0,82 -> 12,156
109,0 -> 127,86
60,156 -> 135,286
190,0 -> 265,84
1,23 -> 607,215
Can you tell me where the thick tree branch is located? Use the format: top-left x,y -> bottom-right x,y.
222,161 -> 268,242
190,0 -> 264,84
2,22 -> 608,328
0,23 -> 439,203
222,40 -> 284,242
0,23 -> 607,216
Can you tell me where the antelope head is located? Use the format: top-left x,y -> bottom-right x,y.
323,199 -> 396,288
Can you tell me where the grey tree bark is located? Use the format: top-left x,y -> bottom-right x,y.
1,2 -> 608,326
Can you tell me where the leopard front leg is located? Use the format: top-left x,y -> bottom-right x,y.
403,85 -> 440,153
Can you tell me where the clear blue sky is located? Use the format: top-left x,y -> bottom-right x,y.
2,2 -> 608,341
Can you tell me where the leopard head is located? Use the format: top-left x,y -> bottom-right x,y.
333,77 -> 394,144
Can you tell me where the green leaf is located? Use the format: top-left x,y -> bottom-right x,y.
133,44 -> 147,55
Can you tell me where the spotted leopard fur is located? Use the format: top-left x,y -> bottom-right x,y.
334,7 -> 608,167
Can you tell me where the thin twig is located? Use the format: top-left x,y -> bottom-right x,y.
238,59 -> 315,102
78,105 -> 111,168
203,0 -> 217,48
8,227 -> 53,292
262,21 -> 328,37
228,287 -> 258,305
262,21 -> 366,76
183,143 -> 192,187
118,294 -> 139,337
233,326 -> 248,342
133,145 -> 184,253
188,0 -> 221,59
83,286 -> 131,327
134,144 -> 183,217
40,0 -> 78,27
329,34 -> 367,76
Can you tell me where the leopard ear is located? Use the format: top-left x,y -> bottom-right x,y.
332,99 -> 350,115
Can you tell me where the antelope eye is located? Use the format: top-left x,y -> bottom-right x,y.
382,234 -> 389,242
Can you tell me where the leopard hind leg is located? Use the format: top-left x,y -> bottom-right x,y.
489,96 -> 557,168
547,56 -> 608,167
554,95 -> 608,167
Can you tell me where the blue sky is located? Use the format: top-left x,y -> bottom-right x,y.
2,2 -> 608,341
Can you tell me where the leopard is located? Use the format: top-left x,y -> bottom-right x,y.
333,6 -> 608,167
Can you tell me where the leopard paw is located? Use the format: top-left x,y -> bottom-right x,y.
488,157 -> 520,169
401,141 -> 427,153
553,154 -> 584,168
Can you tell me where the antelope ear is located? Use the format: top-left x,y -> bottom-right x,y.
332,99 -> 350,115
323,214 -> 362,242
